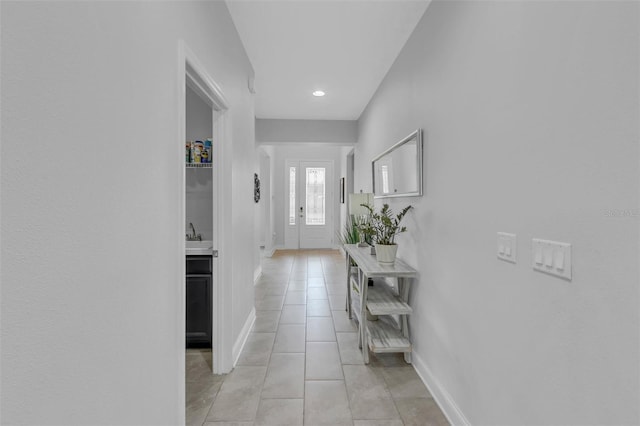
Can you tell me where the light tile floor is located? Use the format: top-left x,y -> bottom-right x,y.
186,249 -> 450,426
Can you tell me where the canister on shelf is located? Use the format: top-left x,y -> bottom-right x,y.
204,139 -> 212,164
193,140 -> 203,163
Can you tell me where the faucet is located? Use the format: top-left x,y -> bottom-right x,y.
186,223 -> 202,241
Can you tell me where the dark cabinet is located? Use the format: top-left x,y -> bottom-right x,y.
186,256 -> 212,348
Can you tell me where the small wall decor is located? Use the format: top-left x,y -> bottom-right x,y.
254,173 -> 261,203
340,177 -> 345,204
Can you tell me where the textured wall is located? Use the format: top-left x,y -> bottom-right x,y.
256,119 -> 357,144
355,1 -> 639,424
1,1 -> 256,424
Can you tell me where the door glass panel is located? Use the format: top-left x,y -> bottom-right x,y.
289,167 -> 296,225
305,167 -> 325,225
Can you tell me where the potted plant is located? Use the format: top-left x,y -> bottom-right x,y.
336,215 -> 360,247
337,215 -> 361,272
360,203 -> 412,264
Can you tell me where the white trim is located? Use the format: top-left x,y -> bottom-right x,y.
233,308 -> 256,366
179,40 -> 234,375
176,41 -> 187,426
412,351 -> 470,426
185,60 -> 229,111
264,247 -> 276,258
254,265 -> 262,284
271,245 -> 285,255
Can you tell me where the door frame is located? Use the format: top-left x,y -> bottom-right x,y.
284,159 -> 335,249
178,41 -> 233,391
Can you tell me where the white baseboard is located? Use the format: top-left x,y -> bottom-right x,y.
254,265 -> 262,284
232,307 -> 256,367
412,351 -> 470,426
264,247 -> 276,257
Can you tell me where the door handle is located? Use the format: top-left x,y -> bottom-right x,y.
299,206 -> 304,218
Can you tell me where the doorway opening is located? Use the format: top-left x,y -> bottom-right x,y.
179,43 -> 233,420
284,160 -> 335,249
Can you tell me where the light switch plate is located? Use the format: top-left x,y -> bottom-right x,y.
497,232 -> 517,263
532,238 -> 572,280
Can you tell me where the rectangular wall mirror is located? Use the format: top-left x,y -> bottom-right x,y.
372,129 -> 423,198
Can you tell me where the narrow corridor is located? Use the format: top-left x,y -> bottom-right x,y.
187,249 -> 449,425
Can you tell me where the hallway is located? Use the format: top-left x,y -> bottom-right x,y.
186,249 -> 449,425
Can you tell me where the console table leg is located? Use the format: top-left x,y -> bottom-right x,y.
346,255 -> 352,319
360,269 -> 369,364
401,312 -> 411,364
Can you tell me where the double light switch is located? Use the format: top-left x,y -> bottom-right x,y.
532,238 -> 572,280
497,232 -> 517,263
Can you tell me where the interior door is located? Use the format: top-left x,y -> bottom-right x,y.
285,160 -> 334,249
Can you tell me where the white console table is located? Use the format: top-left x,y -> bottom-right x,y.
343,244 -> 417,364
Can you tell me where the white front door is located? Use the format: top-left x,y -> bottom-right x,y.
285,160 -> 334,249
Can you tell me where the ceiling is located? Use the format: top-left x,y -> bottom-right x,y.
226,0 -> 430,121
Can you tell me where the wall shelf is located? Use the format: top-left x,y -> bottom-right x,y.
186,163 -> 212,168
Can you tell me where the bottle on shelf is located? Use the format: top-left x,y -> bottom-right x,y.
204,138 -> 212,164
193,141 -> 203,163
185,141 -> 192,163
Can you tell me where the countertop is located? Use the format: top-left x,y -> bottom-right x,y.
186,240 -> 213,256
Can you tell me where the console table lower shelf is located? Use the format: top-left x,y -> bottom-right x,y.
367,319 -> 412,354
344,243 -> 417,364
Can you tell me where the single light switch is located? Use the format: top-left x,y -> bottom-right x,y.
497,232 -> 517,263
534,247 -> 543,265
555,250 -> 565,270
544,248 -> 553,267
532,238 -> 572,280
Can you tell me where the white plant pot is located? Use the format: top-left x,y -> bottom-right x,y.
375,244 -> 398,264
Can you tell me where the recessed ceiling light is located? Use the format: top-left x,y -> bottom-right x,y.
312,90 -> 326,97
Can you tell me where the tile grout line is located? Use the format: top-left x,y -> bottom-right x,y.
201,250 -> 437,426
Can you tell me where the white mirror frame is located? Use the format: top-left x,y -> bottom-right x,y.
372,129 -> 423,198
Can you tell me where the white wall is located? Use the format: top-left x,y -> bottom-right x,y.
186,85 -> 212,142
186,86 -> 213,240
269,145 -> 350,248
186,168 -> 213,240
262,145 -> 276,255
256,119 -> 357,144
258,149 -> 271,248
1,2 -> 256,425
355,1 -> 639,425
